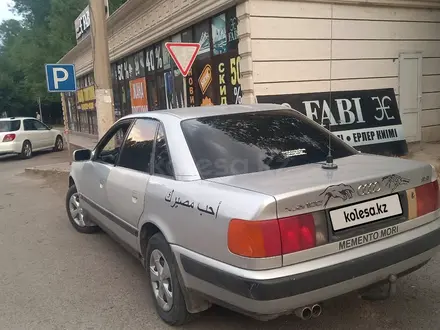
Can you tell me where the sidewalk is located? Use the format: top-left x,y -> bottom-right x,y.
67,131 -> 98,151
25,132 -> 98,175
405,142 -> 440,175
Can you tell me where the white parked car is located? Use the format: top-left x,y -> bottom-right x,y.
0,117 -> 64,158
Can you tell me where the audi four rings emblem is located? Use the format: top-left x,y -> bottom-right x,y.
357,182 -> 381,196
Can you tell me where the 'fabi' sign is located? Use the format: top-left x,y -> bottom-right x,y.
257,88 -> 408,156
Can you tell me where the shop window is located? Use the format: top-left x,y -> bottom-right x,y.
126,55 -> 136,81
145,44 -> 158,111
126,53 -> 148,114
164,70 -> 174,109
211,53 -> 242,105
154,44 -> 164,72
88,111 -> 98,135
134,51 -> 145,78
85,74 -> 91,87
112,63 -> 122,118
212,13 -> 227,56
145,45 -> 156,74
147,78 -> 158,110
181,29 -> 193,43
162,40 -> 171,71
117,58 -> 131,117
149,43 -> 166,110
194,20 -> 211,59
193,19 -> 216,106
104,7 -> 241,114
117,61 -> 124,81
226,7 -> 239,52
157,74 -> 166,110
79,111 -> 88,132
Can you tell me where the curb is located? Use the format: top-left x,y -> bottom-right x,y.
25,168 -> 70,175
25,163 -> 71,177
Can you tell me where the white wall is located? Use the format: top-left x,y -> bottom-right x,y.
249,0 -> 440,142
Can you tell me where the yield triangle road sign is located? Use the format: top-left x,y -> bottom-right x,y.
165,42 -> 201,77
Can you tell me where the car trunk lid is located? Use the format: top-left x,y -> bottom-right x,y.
209,154 -> 431,213
209,154 -> 433,249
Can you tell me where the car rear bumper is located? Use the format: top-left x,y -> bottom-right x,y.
0,141 -> 21,155
173,217 -> 440,316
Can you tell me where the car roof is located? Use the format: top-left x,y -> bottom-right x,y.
123,103 -> 290,121
0,117 -> 33,121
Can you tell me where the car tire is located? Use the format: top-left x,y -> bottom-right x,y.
54,135 -> 64,152
20,140 -> 32,159
146,233 -> 192,326
66,184 -> 100,234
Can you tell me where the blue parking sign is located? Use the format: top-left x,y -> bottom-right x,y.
45,64 -> 77,92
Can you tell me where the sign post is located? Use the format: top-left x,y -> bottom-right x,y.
60,93 -> 72,163
165,42 -> 200,77
45,63 -> 77,163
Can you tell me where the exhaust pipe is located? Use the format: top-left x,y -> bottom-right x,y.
295,306 -> 312,320
311,304 -> 322,318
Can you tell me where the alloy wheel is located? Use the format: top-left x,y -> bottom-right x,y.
69,193 -> 85,227
24,144 -> 32,157
57,138 -> 63,150
150,249 -> 174,312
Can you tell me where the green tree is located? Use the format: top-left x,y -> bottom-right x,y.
10,0 -> 52,26
0,0 -> 128,119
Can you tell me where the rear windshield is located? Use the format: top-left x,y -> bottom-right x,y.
181,110 -> 355,179
0,120 -> 21,133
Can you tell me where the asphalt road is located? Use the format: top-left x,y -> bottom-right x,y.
0,150 -> 439,330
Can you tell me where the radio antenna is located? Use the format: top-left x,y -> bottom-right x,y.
322,3 -> 338,170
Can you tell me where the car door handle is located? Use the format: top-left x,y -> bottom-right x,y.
99,180 -> 105,189
132,191 -> 139,204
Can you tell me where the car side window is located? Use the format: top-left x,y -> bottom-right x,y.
153,124 -> 174,178
117,119 -> 158,173
23,120 -> 34,131
23,119 -> 47,131
33,120 -> 48,130
96,123 -> 132,165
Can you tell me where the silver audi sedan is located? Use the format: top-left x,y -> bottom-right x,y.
66,104 -> 440,326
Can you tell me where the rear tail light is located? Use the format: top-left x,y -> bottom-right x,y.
2,134 -> 16,142
279,214 -> 316,254
228,219 -> 281,258
228,213 -> 327,258
416,180 -> 439,217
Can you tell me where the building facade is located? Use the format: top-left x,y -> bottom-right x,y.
60,0 -> 440,145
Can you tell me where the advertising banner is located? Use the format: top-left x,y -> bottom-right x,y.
212,52 -> 242,105
129,77 -> 148,113
77,86 -> 95,111
257,88 -> 408,156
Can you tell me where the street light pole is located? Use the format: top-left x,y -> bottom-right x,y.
89,0 -> 114,139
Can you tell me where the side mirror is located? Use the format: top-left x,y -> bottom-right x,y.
73,149 -> 92,162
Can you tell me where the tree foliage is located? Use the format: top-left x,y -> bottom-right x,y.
0,0 -> 127,118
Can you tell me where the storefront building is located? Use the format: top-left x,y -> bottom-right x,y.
59,0 -> 440,146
